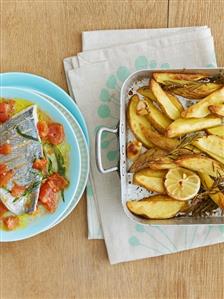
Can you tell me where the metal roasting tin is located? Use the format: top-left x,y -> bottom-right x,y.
96,68 -> 224,226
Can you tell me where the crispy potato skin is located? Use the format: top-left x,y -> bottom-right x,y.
150,79 -> 181,120
152,72 -> 223,99
127,95 -> 154,148
140,125 -> 179,151
175,154 -> 224,178
208,104 -> 224,117
127,195 -> 186,219
181,87 -> 224,118
206,125 -> 224,138
130,148 -> 167,173
166,116 -> 222,138
133,169 -> 166,193
193,135 -> 224,164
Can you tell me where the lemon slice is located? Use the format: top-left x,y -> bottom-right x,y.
164,168 -> 201,201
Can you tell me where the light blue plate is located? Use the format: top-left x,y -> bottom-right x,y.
0,72 -> 89,144
0,87 -> 81,242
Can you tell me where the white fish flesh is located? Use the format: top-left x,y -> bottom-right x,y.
0,105 -> 43,215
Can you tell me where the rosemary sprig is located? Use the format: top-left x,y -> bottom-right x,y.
15,126 -> 39,142
13,180 -> 42,203
168,131 -> 204,159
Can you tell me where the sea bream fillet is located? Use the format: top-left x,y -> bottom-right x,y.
0,105 -> 43,215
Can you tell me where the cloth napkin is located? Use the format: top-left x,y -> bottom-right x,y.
64,27 -> 224,264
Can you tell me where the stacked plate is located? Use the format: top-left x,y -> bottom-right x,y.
0,72 -> 89,242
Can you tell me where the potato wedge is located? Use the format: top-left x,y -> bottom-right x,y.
193,135 -> 224,164
175,154 -> 224,178
206,125 -> 224,138
153,72 -> 223,99
126,195 -> 186,219
166,116 -> 222,138
127,140 -> 142,161
141,125 -> 179,151
144,97 -> 172,133
166,92 -> 184,112
181,87 -> 224,118
127,95 -> 154,148
150,79 -> 181,120
209,104 -> 224,117
133,169 -> 166,193
130,148 -> 166,173
149,157 -> 177,170
199,173 -> 224,209
137,86 -> 157,100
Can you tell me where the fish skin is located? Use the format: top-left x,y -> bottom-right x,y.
0,105 -> 43,215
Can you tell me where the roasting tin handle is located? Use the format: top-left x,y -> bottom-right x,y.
96,126 -> 118,174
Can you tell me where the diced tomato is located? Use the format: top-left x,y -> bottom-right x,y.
48,173 -> 69,192
0,163 -> 7,174
37,121 -> 49,139
3,216 -> 19,230
0,143 -> 12,155
0,169 -> 14,188
32,158 -> 47,171
0,201 -> 8,217
47,123 -> 64,145
11,183 -> 26,197
0,100 -> 15,123
39,181 -> 59,212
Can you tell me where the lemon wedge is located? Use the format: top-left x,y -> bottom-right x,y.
164,168 -> 201,201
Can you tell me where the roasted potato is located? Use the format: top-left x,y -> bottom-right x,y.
127,95 -> 154,148
126,195 -> 187,219
206,125 -> 224,138
199,173 -> 224,209
137,86 -> 157,100
150,79 -> 181,120
127,140 -> 142,161
140,125 -> 179,151
166,116 -> 222,138
193,135 -> 224,164
133,169 -> 166,193
181,87 -> 224,118
175,154 -> 224,178
130,148 -> 167,173
153,72 -> 223,99
149,157 -> 177,170
144,97 -> 172,133
208,104 -> 224,117
165,92 -> 184,112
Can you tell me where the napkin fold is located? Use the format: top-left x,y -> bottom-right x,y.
64,27 -> 224,264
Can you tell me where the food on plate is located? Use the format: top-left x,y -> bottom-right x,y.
152,72 -> 224,99
127,140 -> 142,161
206,125 -> 224,138
127,95 -> 154,148
0,98 -> 70,230
181,87 -> 224,118
126,71 -> 224,220
208,104 -> 224,117
150,79 -> 181,120
126,195 -> 187,219
133,169 -> 166,193
166,116 -> 222,138
175,154 -> 224,178
164,168 -> 201,201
